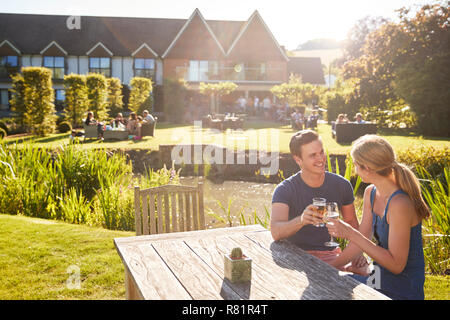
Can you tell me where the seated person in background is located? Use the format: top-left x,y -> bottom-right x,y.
69,129 -> 77,143
85,111 -> 104,140
336,113 -> 349,124
110,113 -> 126,129
142,110 -> 155,125
307,110 -> 319,129
291,108 -> 304,130
127,112 -> 141,137
354,113 -> 366,124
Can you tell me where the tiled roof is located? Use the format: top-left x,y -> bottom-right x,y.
0,12 -> 247,57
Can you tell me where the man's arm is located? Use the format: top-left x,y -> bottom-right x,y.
270,202 -> 322,241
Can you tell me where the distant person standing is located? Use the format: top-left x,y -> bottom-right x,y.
263,97 -> 271,119
237,96 -> 247,112
254,96 -> 260,116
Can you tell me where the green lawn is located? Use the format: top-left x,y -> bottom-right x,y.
0,214 -> 448,300
5,121 -> 450,155
0,214 -> 133,299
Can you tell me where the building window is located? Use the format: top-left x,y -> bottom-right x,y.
43,56 -> 65,79
231,61 -> 267,81
0,56 -> 19,78
55,89 -> 65,111
89,57 -> 110,77
0,89 -> 10,111
188,60 -> 218,81
134,58 -> 155,79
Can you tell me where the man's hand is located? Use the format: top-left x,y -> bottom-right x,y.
300,204 -> 324,227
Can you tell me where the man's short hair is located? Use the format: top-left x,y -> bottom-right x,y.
289,130 -> 320,158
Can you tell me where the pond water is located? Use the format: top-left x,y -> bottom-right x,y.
179,176 -> 277,228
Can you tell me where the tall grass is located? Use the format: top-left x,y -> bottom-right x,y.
0,141 -> 178,231
418,165 -> 450,275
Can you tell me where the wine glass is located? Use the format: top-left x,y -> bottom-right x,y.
324,202 -> 340,247
312,197 -> 326,227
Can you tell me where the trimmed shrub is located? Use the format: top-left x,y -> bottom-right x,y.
107,77 -> 124,117
64,74 -> 88,127
163,77 -> 187,123
86,73 -> 108,121
15,67 -> 57,135
128,77 -> 152,114
58,121 -> 72,133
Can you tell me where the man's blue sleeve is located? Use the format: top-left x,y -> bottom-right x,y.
272,181 -> 291,205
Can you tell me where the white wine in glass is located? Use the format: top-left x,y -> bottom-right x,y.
324,202 -> 340,247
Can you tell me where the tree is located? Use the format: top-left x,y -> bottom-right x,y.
19,67 -> 56,135
342,16 -> 388,63
199,82 -> 237,114
342,1 -> 449,135
106,77 -> 124,117
128,77 -> 152,114
64,74 -> 88,127
86,73 -> 108,121
392,2 -> 450,136
271,74 -> 318,109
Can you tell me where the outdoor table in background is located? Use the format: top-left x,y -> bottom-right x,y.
103,129 -> 128,140
114,224 -> 389,300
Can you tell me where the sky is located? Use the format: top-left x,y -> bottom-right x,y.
0,0 -> 432,50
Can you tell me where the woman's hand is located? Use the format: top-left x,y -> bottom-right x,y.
326,218 -> 354,240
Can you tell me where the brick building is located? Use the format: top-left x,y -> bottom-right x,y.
0,9 -> 324,115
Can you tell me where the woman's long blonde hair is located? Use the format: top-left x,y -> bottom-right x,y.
351,134 -> 430,220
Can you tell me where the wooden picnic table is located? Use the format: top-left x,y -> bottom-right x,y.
114,225 -> 389,300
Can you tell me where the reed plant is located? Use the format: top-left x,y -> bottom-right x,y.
418,165 -> 450,275
0,141 -> 179,231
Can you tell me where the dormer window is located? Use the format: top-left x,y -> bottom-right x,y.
89,57 -> 111,77
43,56 -> 65,79
0,55 -> 19,78
134,58 -> 155,79
86,42 -> 113,77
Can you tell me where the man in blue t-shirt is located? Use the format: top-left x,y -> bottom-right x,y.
271,130 -> 369,275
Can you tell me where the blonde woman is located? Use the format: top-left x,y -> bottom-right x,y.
326,135 -> 430,300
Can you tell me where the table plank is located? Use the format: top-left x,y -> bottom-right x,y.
117,244 -> 191,300
151,240 -> 242,300
114,224 -> 265,246
185,234 -> 312,299
244,230 -> 390,300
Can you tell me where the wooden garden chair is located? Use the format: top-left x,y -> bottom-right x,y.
134,178 -> 205,235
